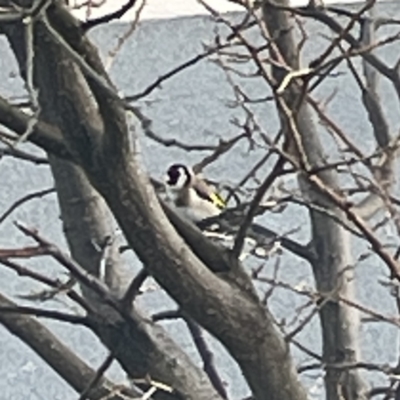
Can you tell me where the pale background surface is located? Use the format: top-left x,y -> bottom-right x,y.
70,0 -> 379,21
0,1 -> 399,399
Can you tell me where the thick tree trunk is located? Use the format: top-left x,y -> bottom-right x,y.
1,7 -> 225,400
0,2 -> 310,399
261,1 -> 368,399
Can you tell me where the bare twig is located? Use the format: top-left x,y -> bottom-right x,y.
125,43 -> 232,102
121,268 -> 149,309
0,244 -> 48,258
0,140 -> 48,164
14,222 -> 123,312
274,1 -> 400,100
193,132 -> 248,172
308,0 -> 376,69
0,95 -> 71,160
225,149 -> 274,203
0,187 -> 55,225
152,310 -> 182,322
185,318 -> 228,399
78,352 -> 114,400
9,0 -> 54,150
0,305 -> 89,325
105,0 -> 146,71
0,258 -> 92,313
232,156 -> 286,258
82,0 -> 139,31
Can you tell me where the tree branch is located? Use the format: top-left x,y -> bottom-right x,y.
78,353 -> 115,400
0,305 -> 89,325
0,95 -> 72,160
232,156 -> 286,258
0,187 -> 55,225
185,318 -> 228,399
0,292 -> 137,400
0,257 -> 93,313
82,0 -> 139,31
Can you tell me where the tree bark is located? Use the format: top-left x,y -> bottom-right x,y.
0,2 -> 309,399
1,5 -> 224,400
261,1 -> 368,399
0,293 -> 137,400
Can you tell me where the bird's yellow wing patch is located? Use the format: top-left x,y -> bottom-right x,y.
209,192 -> 226,209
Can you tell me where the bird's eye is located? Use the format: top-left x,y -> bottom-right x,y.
167,167 -> 180,183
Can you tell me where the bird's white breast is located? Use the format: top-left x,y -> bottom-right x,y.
168,187 -> 221,222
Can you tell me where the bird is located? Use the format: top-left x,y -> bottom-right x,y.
164,164 -> 281,260
164,163 -> 226,222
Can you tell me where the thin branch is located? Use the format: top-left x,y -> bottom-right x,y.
232,156 -> 285,258
8,0 -> 52,150
82,0 -> 139,31
0,258 -> 92,313
0,244 -> 48,258
326,5 -> 400,29
260,274 -> 400,328
193,132 -> 248,172
0,187 -> 55,225
0,0 -> 51,22
136,119 -> 216,151
257,60 -> 400,281
291,338 -> 322,361
308,0 -> 376,70
307,95 -> 365,160
279,196 -> 363,238
298,360 -> 394,374
286,300 -> 328,342
225,150 -> 274,203
185,318 -> 228,399
152,310 -> 182,322
78,353 -> 115,400
125,44 -> 231,102
0,305 -> 89,325
0,292 -> 137,400
104,0 -> 146,71
121,268 -> 149,309
14,222 -> 123,313
273,1 -> 400,99
0,142 -> 48,164
0,95 -> 72,160
308,149 -> 400,280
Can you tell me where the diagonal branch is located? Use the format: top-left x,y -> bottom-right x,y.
0,292 -> 137,400
0,305 -> 89,325
0,95 -> 72,160
272,1 -> 400,100
15,222 -> 122,312
0,257 -> 93,313
0,142 -> 48,164
82,0 -> 139,31
185,318 -> 228,399
78,353 -> 115,400
0,187 -> 55,225
125,43 -> 232,102
232,156 -> 286,258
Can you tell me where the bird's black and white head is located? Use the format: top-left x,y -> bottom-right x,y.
165,164 -> 193,191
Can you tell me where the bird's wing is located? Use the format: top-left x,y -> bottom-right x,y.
192,180 -> 226,209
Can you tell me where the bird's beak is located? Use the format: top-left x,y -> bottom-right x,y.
164,174 -> 172,185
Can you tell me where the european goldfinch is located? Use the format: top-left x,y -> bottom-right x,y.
165,164 -> 226,222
